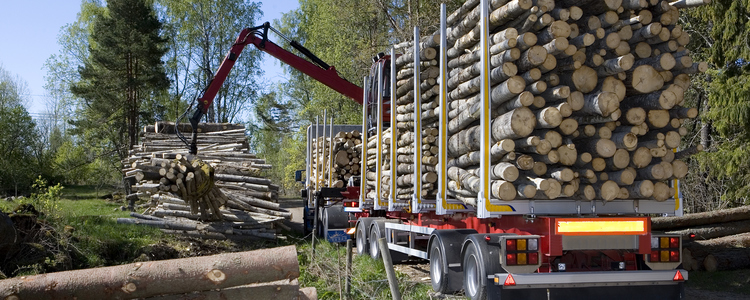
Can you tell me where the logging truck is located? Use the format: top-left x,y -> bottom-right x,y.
189,0 -> 713,299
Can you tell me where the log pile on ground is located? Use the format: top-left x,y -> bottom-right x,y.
119,122 -> 289,240
0,245 -> 317,300
653,205 -> 750,272
384,0 -> 708,205
312,130 -> 363,188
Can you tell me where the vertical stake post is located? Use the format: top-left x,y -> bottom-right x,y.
437,3 -> 449,215
390,48 -> 398,211
412,27 -> 422,213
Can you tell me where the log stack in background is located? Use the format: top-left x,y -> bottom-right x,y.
386,0 -> 709,206
312,130 -> 363,189
652,205 -> 750,272
119,122 -> 289,240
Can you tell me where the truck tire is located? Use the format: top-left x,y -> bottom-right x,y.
369,225 -> 383,260
369,219 -> 408,262
428,229 -> 477,294
462,234 -> 506,300
355,217 -> 378,256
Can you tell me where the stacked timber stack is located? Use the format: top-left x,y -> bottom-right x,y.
385,0 -> 709,205
119,122 -> 289,240
365,127 -> 393,199
390,35 -> 442,202
312,130 -> 363,188
652,206 -> 750,272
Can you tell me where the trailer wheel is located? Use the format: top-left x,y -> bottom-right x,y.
355,219 -> 372,256
430,245 -> 448,292
369,225 -> 382,260
463,244 -> 488,300
428,229 -> 477,294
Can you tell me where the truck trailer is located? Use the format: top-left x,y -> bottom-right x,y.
186,0 -> 706,299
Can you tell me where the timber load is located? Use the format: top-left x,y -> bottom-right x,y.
653,205 -> 750,272
381,0 -> 709,205
119,122 -> 289,240
311,130 -> 363,189
0,245 -> 318,300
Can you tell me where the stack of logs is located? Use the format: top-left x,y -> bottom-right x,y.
653,206 -> 750,272
119,122 -> 289,240
384,0 -> 709,205
311,130 -> 363,188
375,35 -> 443,202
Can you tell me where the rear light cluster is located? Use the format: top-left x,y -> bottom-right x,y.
343,201 -> 358,207
649,235 -> 681,262
505,237 -> 540,266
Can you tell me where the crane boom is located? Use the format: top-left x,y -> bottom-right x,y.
186,22 -> 365,154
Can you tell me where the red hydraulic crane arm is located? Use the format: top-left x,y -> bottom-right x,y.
186,22 -> 365,154
195,22 -> 363,114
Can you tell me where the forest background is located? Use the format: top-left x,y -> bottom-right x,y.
1,0 -> 747,213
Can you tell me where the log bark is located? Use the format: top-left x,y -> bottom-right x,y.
682,232 -> 750,272
653,205 -> 750,230
667,219 -> 750,241
0,246 -> 299,300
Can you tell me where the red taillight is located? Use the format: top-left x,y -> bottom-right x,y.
528,253 -> 538,265
670,250 -> 680,262
506,239 -> 516,251
485,235 -> 491,242
669,237 -> 679,248
504,274 -> 516,286
506,253 -> 517,265
650,250 -> 659,262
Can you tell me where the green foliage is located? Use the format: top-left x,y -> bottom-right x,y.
0,66 -> 46,196
71,0 -> 170,157
30,177 -> 64,219
156,0 -> 263,123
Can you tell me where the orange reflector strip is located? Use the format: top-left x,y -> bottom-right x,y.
504,274 -> 516,286
556,218 -> 647,235
346,227 -> 356,235
674,271 -> 684,281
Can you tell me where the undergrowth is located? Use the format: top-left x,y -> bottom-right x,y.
297,240 -> 432,300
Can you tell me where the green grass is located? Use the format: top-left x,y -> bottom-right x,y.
686,269 -> 750,295
297,240 -> 433,300
1,185 -> 168,271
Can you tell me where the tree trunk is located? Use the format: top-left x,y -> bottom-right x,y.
0,246 -> 299,300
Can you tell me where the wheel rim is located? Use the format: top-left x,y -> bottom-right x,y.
356,226 -> 367,254
465,251 -> 480,297
430,246 -> 444,291
370,227 -> 380,259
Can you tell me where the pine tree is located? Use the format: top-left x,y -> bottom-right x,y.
71,0 -> 169,157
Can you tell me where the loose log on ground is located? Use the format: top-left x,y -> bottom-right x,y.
0,246 -> 300,300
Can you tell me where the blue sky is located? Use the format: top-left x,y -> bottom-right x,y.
0,0 -> 299,115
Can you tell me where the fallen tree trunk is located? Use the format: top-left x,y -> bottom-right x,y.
682,232 -> 750,272
0,246 -> 299,300
652,205 -> 750,230
666,219 -> 750,240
